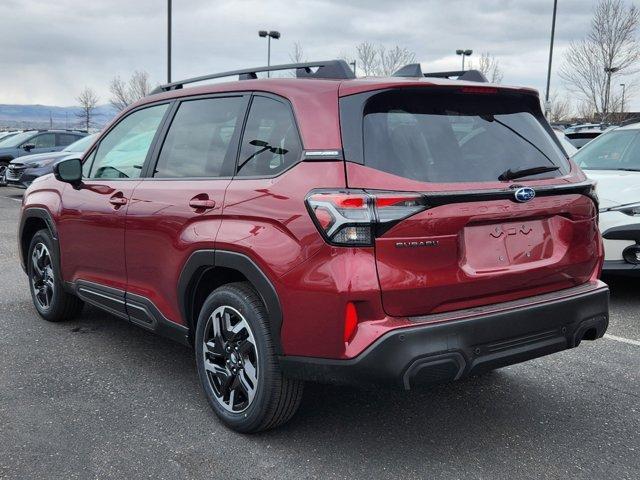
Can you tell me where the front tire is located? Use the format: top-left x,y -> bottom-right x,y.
195,282 -> 303,433
27,229 -> 84,322
0,162 -> 7,187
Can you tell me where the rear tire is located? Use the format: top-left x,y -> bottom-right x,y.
195,282 -> 303,433
27,229 -> 84,322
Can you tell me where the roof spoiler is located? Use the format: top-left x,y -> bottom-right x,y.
150,60 -> 356,94
392,63 -> 488,83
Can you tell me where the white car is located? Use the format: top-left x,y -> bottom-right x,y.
573,122 -> 640,275
554,129 -> 578,156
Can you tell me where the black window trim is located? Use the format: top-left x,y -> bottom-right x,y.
81,100 -> 175,181
231,92 -> 305,180
140,92 -> 251,181
79,90 -> 305,183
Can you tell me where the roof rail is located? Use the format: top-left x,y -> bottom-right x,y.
392,63 -> 488,83
620,117 -> 640,127
150,60 -> 356,94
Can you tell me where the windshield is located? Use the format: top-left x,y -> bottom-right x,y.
0,131 -> 35,148
361,90 -> 569,183
63,133 -> 96,152
573,129 -> 640,170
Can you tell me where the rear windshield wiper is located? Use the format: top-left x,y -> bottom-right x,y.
498,165 -> 560,181
488,117 -> 560,168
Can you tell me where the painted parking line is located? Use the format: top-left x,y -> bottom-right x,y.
604,333 -> 640,347
0,195 -> 22,203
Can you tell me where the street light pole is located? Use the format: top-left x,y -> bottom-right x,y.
456,49 -> 473,70
545,0 -> 558,119
620,83 -> 626,115
259,30 -> 281,77
167,0 -> 172,83
604,66 -> 620,120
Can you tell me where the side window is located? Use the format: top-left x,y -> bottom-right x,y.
154,97 -> 245,178
88,104 -> 168,179
236,96 -> 302,177
57,133 -> 79,146
33,133 -> 56,148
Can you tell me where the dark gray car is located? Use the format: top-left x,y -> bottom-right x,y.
5,133 -> 97,188
0,130 -> 87,186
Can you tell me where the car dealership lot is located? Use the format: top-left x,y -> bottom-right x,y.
0,187 -> 638,479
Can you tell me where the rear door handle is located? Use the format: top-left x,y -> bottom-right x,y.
109,192 -> 128,207
189,196 -> 215,210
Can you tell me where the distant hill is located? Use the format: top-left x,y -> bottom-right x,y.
0,104 -> 117,130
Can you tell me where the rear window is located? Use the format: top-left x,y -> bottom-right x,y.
358,89 -> 569,183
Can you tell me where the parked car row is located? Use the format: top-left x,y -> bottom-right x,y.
0,129 -> 87,186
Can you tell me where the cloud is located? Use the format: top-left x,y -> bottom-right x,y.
0,0 -> 636,109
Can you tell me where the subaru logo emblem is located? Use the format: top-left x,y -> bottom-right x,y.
514,187 -> 535,203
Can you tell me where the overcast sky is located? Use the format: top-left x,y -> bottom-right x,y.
0,0 -> 638,109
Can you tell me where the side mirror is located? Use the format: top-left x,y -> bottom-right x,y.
22,143 -> 35,152
53,157 -> 83,187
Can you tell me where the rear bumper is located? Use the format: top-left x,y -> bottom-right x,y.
279,281 -> 609,389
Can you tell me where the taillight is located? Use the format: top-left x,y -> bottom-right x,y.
306,190 -> 428,246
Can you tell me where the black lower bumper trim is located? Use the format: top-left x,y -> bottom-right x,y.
603,260 -> 640,276
280,283 -> 609,389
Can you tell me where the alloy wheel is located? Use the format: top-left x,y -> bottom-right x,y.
202,305 -> 259,413
31,243 -> 54,310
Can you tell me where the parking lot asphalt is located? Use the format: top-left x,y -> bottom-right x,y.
0,186 -> 638,480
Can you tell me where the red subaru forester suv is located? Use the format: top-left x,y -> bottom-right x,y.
18,60 -> 609,432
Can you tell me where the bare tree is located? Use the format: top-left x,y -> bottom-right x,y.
549,92 -> 572,123
109,76 -> 129,112
560,0 -> 640,121
109,70 -> 153,112
355,41 -> 379,76
471,52 -> 504,83
289,42 -> 306,63
377,45 -> 416,76
352,42 -> 417,76
76,87 -> 99,131
577,100 -> 597,122
129,71 -> 152,100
